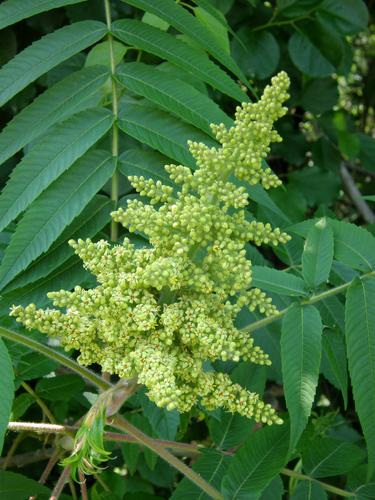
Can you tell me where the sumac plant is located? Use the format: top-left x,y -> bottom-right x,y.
0,1 -> 374,499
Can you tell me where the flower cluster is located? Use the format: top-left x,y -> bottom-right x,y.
11,72 -> 291,425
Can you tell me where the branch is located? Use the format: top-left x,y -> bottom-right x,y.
0,326 -> 111,391
0,448 -> 54,468
340,162 -> 375,224
241,270 -> 375,334
7,421 -> 201,458
281,468 -> 356,498
8,422 -> 356,497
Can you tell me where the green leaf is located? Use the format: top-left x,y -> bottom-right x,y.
143,399 -> 180,441
120,149 -> 173,186
0,338 -> 14,453
338,131 -> 360,159
115,62 -> 232,135
142,11 -> 169,31
171,449 -> 230,500
122,0 -> 248,85
0,0 -> 86,30
195,6 -> 230,55
321,329 -> 348,408
288,31 -> 335,77
358,133 -> 375,173
345,278 -> 375,478
10,394 -> 35,421
112,19 -> 247,103
232,29 -> 280,80
0,471 -> 51,499
0,150 -> 115,290
3,196 -> 112,293
118,102 -> 216,169
209,364 -> 266,450
0,108 -> 113,234
0,65 -> 108,167
0,21 -> 107,107
259,476 -> 284,500
330,220 -> 375,272
291,481 -> 327,500
281,304 -> 322,452
86,40 -> 127,67
221,424 -> 289,499
302,218 -> 334,289
300,78 -> 339,114
252,266 -> 308,296
302,437 -> 366,478
36,374 -> 85,401
316,0 -> 369,35
13,352 -> 58,387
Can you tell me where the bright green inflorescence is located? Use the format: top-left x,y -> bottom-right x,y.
11,72 -> 291,425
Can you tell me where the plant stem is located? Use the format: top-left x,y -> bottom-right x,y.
111,415 -> 223,499
104,0 -> 120,242
21,381 -> 56,424
7,421 -> 201,458
79,471 -> 88,500
252,15 -> 311,32
0,326 -> 110,391
241,270 -> 375,334
281,468 -> 356,498
0,448 -> 54,469
1,432 -> 24,470
10,422 -> 356,498
50,465 -> 71,500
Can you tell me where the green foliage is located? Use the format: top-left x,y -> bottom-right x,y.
281,304 -> 322,451
346,278 -> 375,479
0,339 -> 14,452
221,424 -> 289,499
0,0 -> 374,498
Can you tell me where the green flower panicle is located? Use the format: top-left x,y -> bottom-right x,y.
11,71 -> 291,426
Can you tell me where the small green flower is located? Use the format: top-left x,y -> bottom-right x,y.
11,71 -> 291,426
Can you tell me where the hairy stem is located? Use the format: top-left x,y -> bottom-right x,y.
7,421 -> 201,458
241,270 -> 375,334
104,0 -> 120,242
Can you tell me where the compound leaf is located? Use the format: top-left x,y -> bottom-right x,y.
0,108 -> 113,234
116,62 -> 231,135
122,0 -> 247,85
0,20 -> 107,106
112,19 -> 247,102
118,102 -> 216,169
0,65 -> 108,167
0,150 -> 115,290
